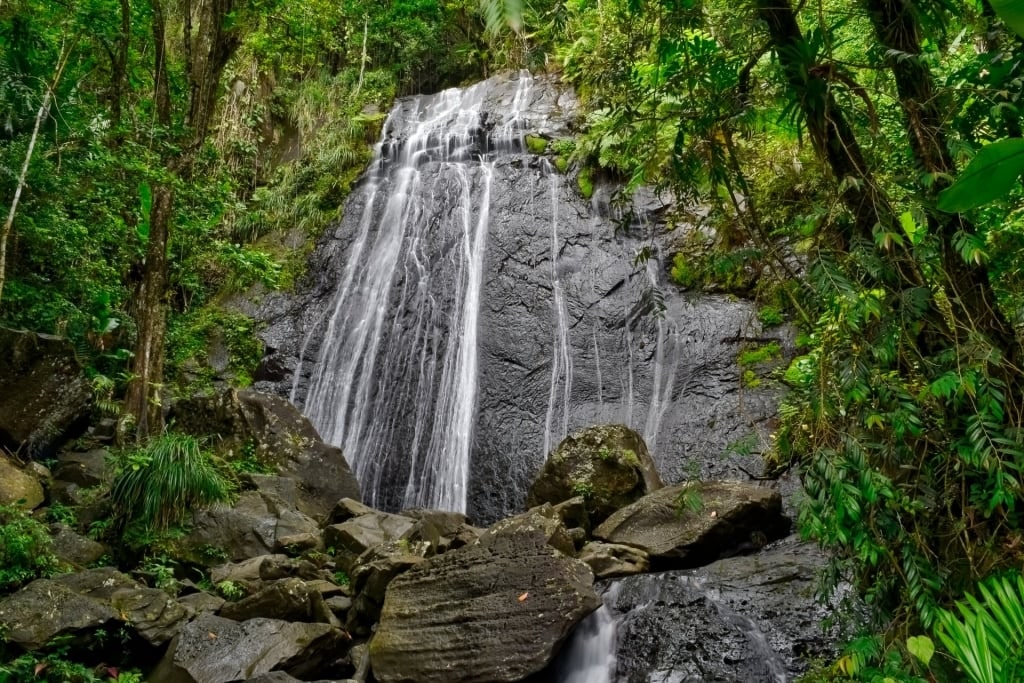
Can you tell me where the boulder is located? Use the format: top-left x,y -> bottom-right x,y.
578,542 -> 650,579
327,497 -> 375,524
49,523 -> 107,567
170,388 -> 361,518
176,490 -> 320,565
220,577 -> 335,624
346,541 -> 428,635
527,425 -> 663,526
52,449 -> 111,488
592,480 -> 790,568
323,512 -> 415,571
178,591 -> 226,616
0,567 -> 188,649
0,454 -> 45,509
0,328 -> 92,458
211,554 -> 288,587
480,505 -> 575,556
148,614 -> 348,683
369,526 -> 600,683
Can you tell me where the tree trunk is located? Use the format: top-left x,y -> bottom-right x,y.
0,42 -> 74,310
123,184 -> 171,438
865,0 -> 1020,366
755,0 -> 893,245
123,0 -> 173,441
185,0 -> 242,151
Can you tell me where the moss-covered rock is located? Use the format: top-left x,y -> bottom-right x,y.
527,424 -> 662,526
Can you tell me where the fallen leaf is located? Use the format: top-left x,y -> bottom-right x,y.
208,632 -> 218,640
710,510 -> 717,518
518,592 -> 529,602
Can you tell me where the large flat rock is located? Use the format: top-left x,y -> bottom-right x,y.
593,480 -> 790,568
369,527 -> 600,683
148,614 -> 347,683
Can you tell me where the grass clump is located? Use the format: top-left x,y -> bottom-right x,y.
110,433 -> 233,537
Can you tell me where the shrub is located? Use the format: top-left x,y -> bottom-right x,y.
109,433 -> 232,535
0,504 -> 59,591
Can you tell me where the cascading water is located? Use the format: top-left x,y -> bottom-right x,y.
296,74 -> 534,513
277,71 -> 778,523
555,573 -> 793,683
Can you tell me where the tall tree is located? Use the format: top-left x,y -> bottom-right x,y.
122,0 -> 251,440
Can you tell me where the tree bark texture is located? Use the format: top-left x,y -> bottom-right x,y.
123,0 -> 174,441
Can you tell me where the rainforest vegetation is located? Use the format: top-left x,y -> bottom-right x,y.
2,0 -> 1024,680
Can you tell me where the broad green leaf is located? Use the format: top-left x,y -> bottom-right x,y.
991,0 -> 1024,39
137,181 -> 152,240
938,139 -> 1024,212
899,210 -> 919,245
906,635 -> 935,666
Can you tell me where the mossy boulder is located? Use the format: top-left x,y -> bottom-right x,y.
527,424 -> 663,526
0,454 -> 45,510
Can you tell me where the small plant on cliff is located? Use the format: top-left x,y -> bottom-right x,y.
0,503 -> 60,591
109,433 -> 233,538
216,580 -> 245,601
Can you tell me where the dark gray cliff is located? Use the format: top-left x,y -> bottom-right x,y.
255,71 -> 785,523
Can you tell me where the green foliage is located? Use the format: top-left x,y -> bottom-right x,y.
109,433 -> 232,538
229,440 -> 276,475
758,305 -> 784,327
676,485 -> 704,515
936,572 -> 1024,683
216,580 -> 245,601
571,480 -> 594,499
576,166 -> 594,199
525,134 -> 549,154
45,502 -> 77,527
738,342 -> 781,367
139,555 -> 181,596
0,504 -> 59,591
333,570 -> 350,587
167,308 -> 263,393
937,139 -> 1024,213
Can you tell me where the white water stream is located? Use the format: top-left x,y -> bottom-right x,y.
296,75 -> 533,513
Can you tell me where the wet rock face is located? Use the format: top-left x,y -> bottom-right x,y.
527,424 -> 662,526
255,72 -> 784,524
607,538 -> 841,682
369,526 -> 600,683
0,328 -> 91,458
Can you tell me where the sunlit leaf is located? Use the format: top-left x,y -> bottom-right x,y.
937,139 -> 1024,212
906,635 -> 935,666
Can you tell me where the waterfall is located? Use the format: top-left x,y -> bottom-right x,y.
297,74 -> 533,513
543,161 -> 573,458
281,71 -> 771,523
556,583 -> 621,683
